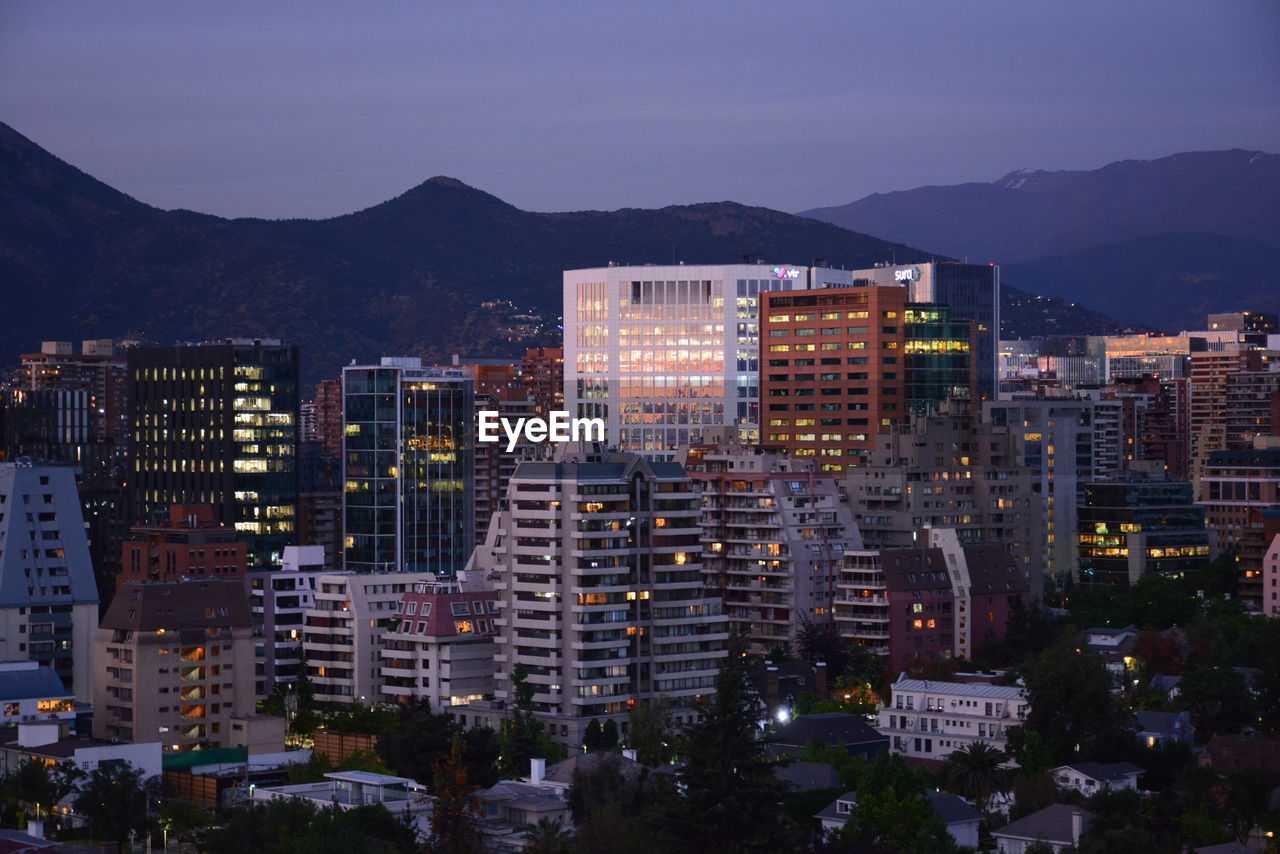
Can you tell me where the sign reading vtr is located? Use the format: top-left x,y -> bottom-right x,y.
477,411 -> 606,452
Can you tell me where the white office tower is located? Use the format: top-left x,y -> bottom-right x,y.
563,264 -> 859,456
470,444 -> 729,744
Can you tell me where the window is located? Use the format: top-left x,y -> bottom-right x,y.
451,602 -> 470,616
407,602 -> 417,616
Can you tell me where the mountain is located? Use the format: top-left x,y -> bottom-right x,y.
0,122 -> 1144,385
800,150 -> 1280,262
1002,232 -> 1280,333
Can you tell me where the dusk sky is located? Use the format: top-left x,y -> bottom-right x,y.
2,1 -> 1277,220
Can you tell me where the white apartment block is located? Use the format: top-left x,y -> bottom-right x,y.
303,571 -> 434,703
878,673 -> 1027,761
469,446 -> 729,745
563,263 -> 860,455
680,442 -> 862,655
379,575 -> 498,710
250,545 -> 326,695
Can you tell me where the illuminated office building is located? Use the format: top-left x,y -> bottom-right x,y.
563,263 -> 862,456
128,340 -> 299,570
341,358 -> 473,575
848,262 -> 999,400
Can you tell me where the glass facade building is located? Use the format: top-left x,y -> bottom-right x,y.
1077,480 -> 1212,587
565,264 -> 860,456
904,304 -> 973,415
128,340 -> 299,570
342,359 -> 474,575
851,262 -> 999,400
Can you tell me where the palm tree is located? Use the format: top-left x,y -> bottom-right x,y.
945,741 -> 1007,813
522,817 -> 573,854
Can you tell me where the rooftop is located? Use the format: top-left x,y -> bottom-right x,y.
891,675 -> 1025,701
994,803 -> 1093,843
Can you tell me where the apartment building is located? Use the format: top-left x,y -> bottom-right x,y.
93,579 -> 258,751
877,674 -> 1027,760
0,464 -> 100,701
986,394 -> 1123,585
522,346 -> 565,419
380,576 -> 498,710
680,442 -> 862,655
302,571 -> 434,703
119,504 -> 248,583
251,545 -> 327,695
1200,446 -> 1280,607
470,446 -> 729,744
845,400 -> 1044,597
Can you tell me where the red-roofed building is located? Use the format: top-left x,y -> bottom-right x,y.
380,578 -> 498,711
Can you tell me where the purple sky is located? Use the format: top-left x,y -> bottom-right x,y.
1,1 -> 1276,220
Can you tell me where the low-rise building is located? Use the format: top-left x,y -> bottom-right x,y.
0,721 -> 162,780
1051,761 -> 1143,795
877,673 -> 1027,761
769,712 -> 889,762
815,790 -> 981,848
993,803 -> 1093,854
251,770 -> 430,833
1134,710 -> 1194,748
0,661 -> 78,728
380,575 -> 498,710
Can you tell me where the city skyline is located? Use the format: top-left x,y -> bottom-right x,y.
0,1 -> 1276,219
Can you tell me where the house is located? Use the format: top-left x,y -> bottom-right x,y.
815,790 -> 981,848
877,674 -> 1027,760
251,770 -> 431,832
927,792 -> 983,849
992,804 -> 1093,854
1149,674 -> 1182,699
538,751 -> 644,797
1052,762 -> 1143,794
1134,710 -> 1194,747
769,712 -> 889,761
0,722 -> 162,780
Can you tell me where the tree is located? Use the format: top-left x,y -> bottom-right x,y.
72,762 -> 151,846
1177,665 -> 1256,736
425,740 -> 485,854
376,699 -> 499,790
583,719 -> 603,753
835,757 -> 959,854
1020,641 -> 1136,764
2,759 -> 80,822
204,798 -> 416,854
626,697 -> 675,767
600,719 -> 620,750
522,818 -> 573,854
497,664 -> 563,779
944,741 -> 1006,813
672,635 -> 796,853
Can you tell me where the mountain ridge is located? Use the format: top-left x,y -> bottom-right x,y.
0,121 -> 1148,384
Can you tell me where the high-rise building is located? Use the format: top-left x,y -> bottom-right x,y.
1190,346 -> 1265,485
313,378 -> 344,460
1199,446 -> 1280,608
93,578 -> 261,750
472,388 -> 537,547
848,263 -> 999,400
1102,376 -> 1192,481
119,504 -> 248,584
986,394 -> 1123,585
342,359 -> 473,575
1225,368 -> 1280,449
679,441 -> 862,655
20,341 -> 128,448
470,446 -> 729,744
296,442 -> 342,571
1077,476 -> 1213,587
522,346 -> 565,419
845,401 -> 1044,597
128,340 -> 299,570
564,263 -> 865,455
0,464 -> 101,701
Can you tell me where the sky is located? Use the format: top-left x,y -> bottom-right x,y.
1,1 -> 1277,220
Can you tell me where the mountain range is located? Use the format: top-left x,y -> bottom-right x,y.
0,122 -> 1202,385
801,150 -> 1280,332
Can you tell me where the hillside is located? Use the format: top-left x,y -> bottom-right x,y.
0,122 -> 1145,384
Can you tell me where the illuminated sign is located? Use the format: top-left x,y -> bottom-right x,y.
894,266 -> 922,282
773,267 -> 802,279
